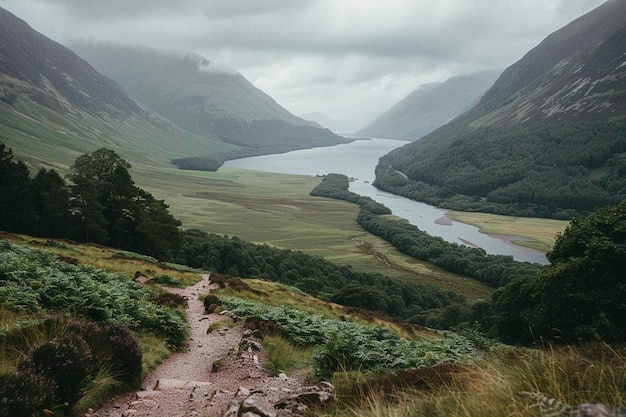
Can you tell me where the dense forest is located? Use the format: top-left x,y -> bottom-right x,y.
375,120 -> 626,219
312,174 -> 543,287
475,198 -> 626,345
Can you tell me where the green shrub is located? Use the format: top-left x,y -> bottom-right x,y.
221,297 -> 485,379
0,242 -> 189,351
152,273 -> 183,288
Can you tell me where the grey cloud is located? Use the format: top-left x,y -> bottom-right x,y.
0,0 -> 608,130
36,0 -> 317,20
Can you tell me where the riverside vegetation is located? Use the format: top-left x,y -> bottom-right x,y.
1,144 -> 625,415
312,174 -> 542,287
375,120 -> 626,220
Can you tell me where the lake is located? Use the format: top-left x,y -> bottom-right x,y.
225,138 -> 549,264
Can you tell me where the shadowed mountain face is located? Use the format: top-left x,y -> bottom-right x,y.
375,0 -> 626,218
70,43 -> 350,157
357,71 -> 500,141
0,8 -> 139,117
0,7 -> 236,168
469,0 -> 626,126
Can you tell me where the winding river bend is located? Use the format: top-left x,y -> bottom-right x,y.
225,138 -> 548,264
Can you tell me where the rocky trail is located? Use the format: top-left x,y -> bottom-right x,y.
88,274 -> 332,417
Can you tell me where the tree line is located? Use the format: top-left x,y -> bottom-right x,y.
311,174 -> 626,344
173,229 -> 465,321
0,143 -> 181,260
312,173 -> 543,288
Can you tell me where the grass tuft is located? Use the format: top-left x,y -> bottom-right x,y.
137,332 -> 171,379
262,334 -> 314,376
315,344 -> 626,417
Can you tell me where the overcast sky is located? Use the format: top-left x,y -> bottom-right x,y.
0,0 -> 608,131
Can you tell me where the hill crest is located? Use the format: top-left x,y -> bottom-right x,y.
357,71 -> 500,140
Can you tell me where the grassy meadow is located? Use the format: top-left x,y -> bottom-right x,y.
447,210 -> 568,252
132,164 -> 494,301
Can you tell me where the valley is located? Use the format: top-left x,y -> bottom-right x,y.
1,2 -> 625,417
131,163 -> 494,301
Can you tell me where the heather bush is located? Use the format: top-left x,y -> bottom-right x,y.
0,368 -> 56,417
151,291 -> 187,309
203,293 -> 221,313
19,333 -> 95,406
104,323 -> 143,387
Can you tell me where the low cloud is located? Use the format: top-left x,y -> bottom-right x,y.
0,0 -> 607,130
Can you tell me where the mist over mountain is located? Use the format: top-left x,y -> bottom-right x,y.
298,112 -> 350,134
70,43 -> 350,163
357,71 -> 500,141
0,7 -> 235,168
375,0 -> 626,219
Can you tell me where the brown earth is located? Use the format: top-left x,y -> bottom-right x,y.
87,274 -> 309,417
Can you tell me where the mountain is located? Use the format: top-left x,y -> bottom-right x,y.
298,112 -> 350,134
69,43 -> 350,163
374,0 -> 626,219
357,71 -> 500,140
0,7 -> 235,169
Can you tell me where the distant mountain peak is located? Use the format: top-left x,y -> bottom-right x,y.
357,71 -> 500,140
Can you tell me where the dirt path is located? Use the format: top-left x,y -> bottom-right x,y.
89,274 -> 307,417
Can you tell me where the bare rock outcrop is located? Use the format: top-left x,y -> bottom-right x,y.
223,382 -> 334,417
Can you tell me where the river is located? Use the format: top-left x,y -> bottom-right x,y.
224,138 -> 549,264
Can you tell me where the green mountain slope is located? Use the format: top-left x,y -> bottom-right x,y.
69,43 -> 350,162
375,0 -> 626,218
357,71 -> 499,140
0,7 -> 236,169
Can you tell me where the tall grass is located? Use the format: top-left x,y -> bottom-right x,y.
137,332 -> 171,379
262,334 -> 314,375
316,344 -> 626,417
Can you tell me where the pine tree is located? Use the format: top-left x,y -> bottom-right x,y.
0,144 -> 36,233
